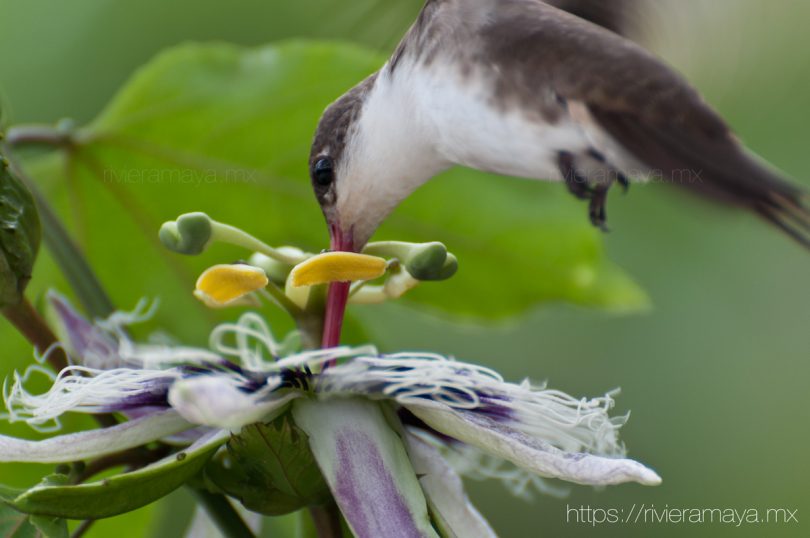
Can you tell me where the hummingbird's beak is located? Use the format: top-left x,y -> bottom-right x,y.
322,223 -> 354,348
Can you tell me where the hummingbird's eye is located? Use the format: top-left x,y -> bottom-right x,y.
312,157 -> 335,187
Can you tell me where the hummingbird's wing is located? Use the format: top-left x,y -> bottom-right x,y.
544,0 -> 641,37
481,0 -> 810,247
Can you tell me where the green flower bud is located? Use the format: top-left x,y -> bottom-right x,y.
0,156 -> 41,307
403,242 -> 449,281
434,252 -> 459,281
159,212 -> 213,255
363,241 -> 458,281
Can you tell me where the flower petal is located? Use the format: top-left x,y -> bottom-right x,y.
50,295 -> 223,369
404,429 -> 497,538
292,398 -> 438,538
48,291 -> 120,368
4,365 -> 177,427
0,410 -> 191,463
194,264 -> 268,306
168,375 -> 296,430
318,354 -> 625,455
289,252 -> 386,287
408,404 -> 661,487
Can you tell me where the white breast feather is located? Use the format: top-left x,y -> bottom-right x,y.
408,62 -> 592,183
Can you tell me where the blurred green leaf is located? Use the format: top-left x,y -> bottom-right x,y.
0,435 -> 222,520
0,156 -> 41,308
390,170 -> 649,316
0,503 -> 66,538
205,417 -> 330,516
0,503 -> 37,538
25,40 -> 644,323
27,516 -> 67,538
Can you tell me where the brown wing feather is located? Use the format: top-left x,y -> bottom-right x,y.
543,0 -> 641,37
480,0 -> 810,248
591,106 -> 810,247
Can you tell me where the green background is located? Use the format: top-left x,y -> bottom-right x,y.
1,1 -> 808,537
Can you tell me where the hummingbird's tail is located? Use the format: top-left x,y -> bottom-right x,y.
750,184 -> 810,250
679,152 -> 810,250
590,106 -> 810,250
680,147 -> 810,250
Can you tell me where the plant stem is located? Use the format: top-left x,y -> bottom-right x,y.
32,181 -> 115,319
294,288 -> 339,538
309,504 -> 343,538
212,222 -> 308,265
4,124 -> 75,149
191,489 -> 255,538
322,282 -> 350,350
1,297 -> 68,371
293,312 -> 323,352
261,281 -> 303,317
71,519 -> 95,538
73,445 -> 172,484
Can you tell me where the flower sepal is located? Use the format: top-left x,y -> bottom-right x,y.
293,398 -> 439,538
0,429 -> 228,520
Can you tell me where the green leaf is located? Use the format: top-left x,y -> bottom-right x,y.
0,156 -> 41,308
1,431 -> 226,520
0,504 -> 38,538
205,416 -> 330,516
0,504 -> 66,538
26,40 -> 645,322
27,516 -> 67,538
396,169 -> 650,316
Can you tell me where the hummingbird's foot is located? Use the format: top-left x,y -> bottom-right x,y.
589,184 -> 610,231
558,150 -> 617,231
616,171 -> 630,193
558,151 -> 592,200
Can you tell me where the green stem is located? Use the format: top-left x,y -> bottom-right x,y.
296,313 -> 325,352
191,489 -> 255,538
260,282 -> 303,317
295,285 -> 326,351
36,183 -> 115,318
212,222 -> 308,265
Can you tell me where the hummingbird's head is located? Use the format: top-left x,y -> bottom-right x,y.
310,73 -> 447,253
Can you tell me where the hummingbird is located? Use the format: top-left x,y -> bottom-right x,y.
310,0 -> 809,346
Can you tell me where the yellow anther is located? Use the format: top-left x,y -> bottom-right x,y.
290,252 -> 387,287
194,264 -> 268,307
